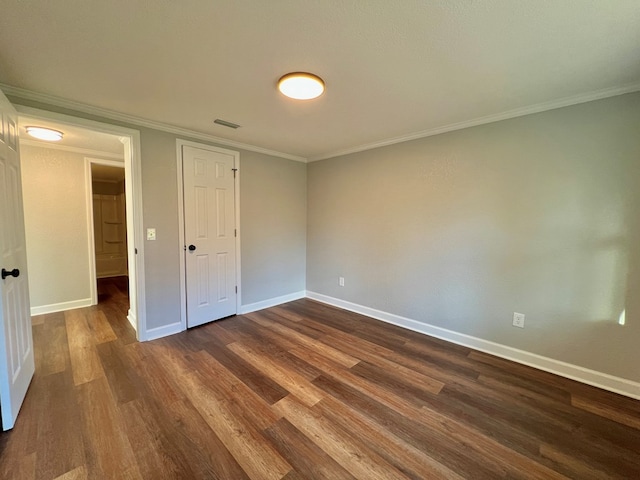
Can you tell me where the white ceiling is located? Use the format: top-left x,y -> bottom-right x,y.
1,1 -> 639,161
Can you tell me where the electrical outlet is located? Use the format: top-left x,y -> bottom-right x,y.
513,312 -> 525,328
339,277 -> 345,287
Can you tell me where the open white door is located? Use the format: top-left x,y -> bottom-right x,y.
182,145 -> 237,328
0,90 -> 34,430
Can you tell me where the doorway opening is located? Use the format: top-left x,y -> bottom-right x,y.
88,160 -> 130,319
16,106 -> 146,339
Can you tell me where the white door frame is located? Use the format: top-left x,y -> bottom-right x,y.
84,158 -> 127,307
176,139 -> 241,332
16,105 -> 147,340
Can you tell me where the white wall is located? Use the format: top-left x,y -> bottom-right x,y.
307,93 -> 640,385
20,144 -> 117,313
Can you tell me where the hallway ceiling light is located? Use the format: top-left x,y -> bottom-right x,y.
25,126 -> 64,141
278,72 -> 325,100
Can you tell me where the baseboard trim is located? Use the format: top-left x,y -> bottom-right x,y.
239,291 -> 306,315
127,309 -> 137,332
305,291 -> 640,400
30,298 -> 94,316
142,322 -> 183,342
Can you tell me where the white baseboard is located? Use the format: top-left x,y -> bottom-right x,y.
30,298 -> 94,316
127,309 -> 137,331
239,291 -> 306,315
305,291 -> 640,400
142,322 -> 183,342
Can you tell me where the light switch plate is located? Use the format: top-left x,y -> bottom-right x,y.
146,228 -> 156,241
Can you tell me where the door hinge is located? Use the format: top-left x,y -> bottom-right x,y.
232,168 -> 238,178
234,229 -> 237,237
235,286 -> 238,293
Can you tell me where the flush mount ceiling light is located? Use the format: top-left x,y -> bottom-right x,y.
278,72 -> 325,100
25,126 -> 64,142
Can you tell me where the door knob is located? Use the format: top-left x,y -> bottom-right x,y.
188,245 -> 196,251
1,268 -> 20,280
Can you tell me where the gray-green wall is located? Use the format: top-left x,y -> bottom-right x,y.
307,93 -> 640,383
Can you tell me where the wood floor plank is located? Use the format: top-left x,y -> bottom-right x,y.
315,395 -> 465,479
85,309 -> 117,344
187,349 -> 283,429
228,341 -> 326,407
0,368 -> 43,479
322,332 -> 445,394
121,341 -> 186,406
538,443 -> 618,480
34,372 -> 85,480
246,311 -> 360,368
52,466 -> 87,480
76,377 -> 142,479
65,309 -> 105,386
263,418 -> 357,480
572,394 -> 640,430
179,370 -> 292,480
269,305 -> 308,323
312,373 -> 521,479
272,395 -> 411,480
350,359 -> 443,403
417,404 -> 570,479
118,398 -> 200,479
202,334 -> 289,405
37,312 -> 69,376
221,318 -> 324,382
8,451 -> 36,480
475,374 -> 640,453
95,340 -> 141,404
201,320 -> 244,344
261,308 -> 326,339
96,301 -> 137,345
289,346 -> 431,417
159,398 -> 251,480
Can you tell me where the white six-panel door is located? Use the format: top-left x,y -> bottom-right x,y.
182,145 -> 237,328
0,89 -> 35,430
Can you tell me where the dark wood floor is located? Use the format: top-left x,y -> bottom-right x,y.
1,278 -> 639,479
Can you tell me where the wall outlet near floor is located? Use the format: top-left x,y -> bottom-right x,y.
513,312 -> 525,328
339,277 -> 345,287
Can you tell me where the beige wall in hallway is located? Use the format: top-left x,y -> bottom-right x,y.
20,144 -> 117,310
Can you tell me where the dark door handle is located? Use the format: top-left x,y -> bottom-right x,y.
1,268 -> 20,280
188,245 -> 196,251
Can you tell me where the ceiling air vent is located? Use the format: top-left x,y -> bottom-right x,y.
214,119 -> 241,129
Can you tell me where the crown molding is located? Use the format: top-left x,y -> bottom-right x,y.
20,138 -> 125,160
1,83 -> 307,163
5,81 -> 639,165
308,82 -> 640,162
